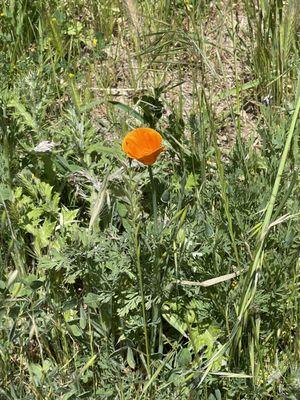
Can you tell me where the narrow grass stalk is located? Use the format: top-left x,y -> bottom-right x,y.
140,349 -> 176,399
203,91 -> 241,268
125,165 -> 151,376
197,88 -> 300,384
232,87 -> 300,362
229,0 -> 250,183
258,93 -> 300,240
134,225 -> 151,376
148,166 -> 157,230
241,86 -> 300,285
148,166 -> 163,354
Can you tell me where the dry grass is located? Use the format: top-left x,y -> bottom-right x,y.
89,0 -> 262,152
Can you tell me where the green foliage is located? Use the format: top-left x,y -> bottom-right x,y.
0,0 -> 299,399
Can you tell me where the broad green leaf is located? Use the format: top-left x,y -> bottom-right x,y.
89,174 -> 110,230
117,202 -> 127,218
68,323 -> 83,337
176,348 -> 191,367
162,304 -> 188,338
190,324 -> 221,355
86,143 -> 122,156
127,347 -> 136,369
28,363 -> 43,385
7,270 -> 18,289
0,185 -> 12,201
84,292 -> 102,309
80,305 -> 87,329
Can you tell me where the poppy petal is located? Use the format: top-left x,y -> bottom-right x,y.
138,147 -> 164,165
122,128 -> 164,162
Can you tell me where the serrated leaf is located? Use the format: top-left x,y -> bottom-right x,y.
59,206 -> 79,226
8,98 -> 38,132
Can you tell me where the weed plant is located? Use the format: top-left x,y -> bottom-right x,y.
0,0 -> 299,399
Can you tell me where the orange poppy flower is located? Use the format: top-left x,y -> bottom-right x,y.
122,127 -> 164,165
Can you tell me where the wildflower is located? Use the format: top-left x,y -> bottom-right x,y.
231,279 -> 238,288
68,73 -> 75,79
92,38 -> 98,47
122,127 -> 164,165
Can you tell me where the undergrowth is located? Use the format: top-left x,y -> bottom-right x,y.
0,0 -> 299,399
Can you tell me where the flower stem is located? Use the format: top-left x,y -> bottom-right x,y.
127,165 -> 151,376
148,166 -> 163,353
134,226 -> 151,376
148,166 -> 157,232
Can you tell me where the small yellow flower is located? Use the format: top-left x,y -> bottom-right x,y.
0,12 -> 5,17
92,38 -> 98,47
184,0 -> 192,11
231,279 -> 238,288
68,73 -> 75,79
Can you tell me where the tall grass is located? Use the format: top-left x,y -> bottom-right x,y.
0,0 -> 299,398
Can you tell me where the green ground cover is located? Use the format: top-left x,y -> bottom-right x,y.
0,0 -> 299,398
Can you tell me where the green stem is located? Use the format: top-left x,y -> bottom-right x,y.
203,91 -> 241,268
258,92 -> 300,240
148,166 -> 157,231
148,166 -> 163,354
233,89 -> 300,355
127,165 -> 151,376
193,89 -> 300,383
134,227 -> 151,376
